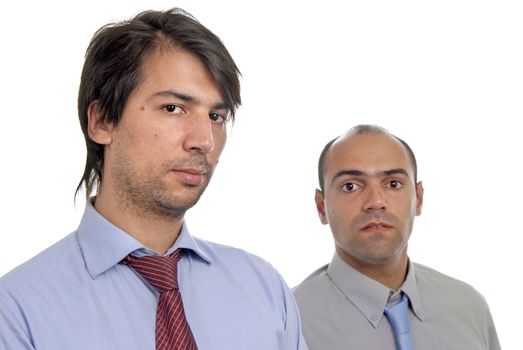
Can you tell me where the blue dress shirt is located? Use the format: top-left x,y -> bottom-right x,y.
0,202 -> 308,350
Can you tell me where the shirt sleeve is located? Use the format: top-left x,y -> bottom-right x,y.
0,287 -> 36,350
279,276 -> 310,350
484,302 -> 501,350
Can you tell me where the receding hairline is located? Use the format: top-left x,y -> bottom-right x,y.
318,125 -> 418,191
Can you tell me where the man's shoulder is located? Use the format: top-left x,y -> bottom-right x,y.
193,237 -> 266,261
0,232 -> 80,291
292,263 -> 330,298
190,237 -> 296,306
413,262 -> 476,288
192,237 -> 282,278
412,262 -> 486,302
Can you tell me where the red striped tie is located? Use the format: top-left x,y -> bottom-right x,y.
123,249 -> 198,350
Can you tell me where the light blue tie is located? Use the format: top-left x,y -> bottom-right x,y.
384,293 -> 415,350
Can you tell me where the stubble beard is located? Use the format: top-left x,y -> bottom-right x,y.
112,156 -> 213,221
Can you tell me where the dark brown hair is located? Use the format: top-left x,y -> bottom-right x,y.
76,8 -> 241,198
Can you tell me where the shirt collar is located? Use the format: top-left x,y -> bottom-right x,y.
327,253 -> 424,328
401,260 -> 424,321
77,200 -> 211,279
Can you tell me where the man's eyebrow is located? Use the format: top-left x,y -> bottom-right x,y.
211,102 -> 230,110
150,90 -> 229,111
331,168 -> 411,183
151,90 -> 198,104
332,169 -> 366,183
379,168 -> 410,178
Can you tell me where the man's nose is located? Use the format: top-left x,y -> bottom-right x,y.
362,185 -> 387,212
183,113 -> 214,154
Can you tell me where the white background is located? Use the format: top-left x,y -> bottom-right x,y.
0,1 -> 521,348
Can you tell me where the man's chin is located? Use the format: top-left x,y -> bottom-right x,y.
153,203 -> 193,219
155,193 -> 204,216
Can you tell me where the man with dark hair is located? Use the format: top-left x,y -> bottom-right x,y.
294,125 -> 500,349
0,9 -> 307,349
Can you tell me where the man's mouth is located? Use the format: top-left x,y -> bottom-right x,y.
361,221 -> 393,231
171,168 -> 207,186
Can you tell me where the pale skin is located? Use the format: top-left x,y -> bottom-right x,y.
86,46 -> 230,255
315,131 -> 424,290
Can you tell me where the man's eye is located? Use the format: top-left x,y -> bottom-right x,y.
388,180 -> 403,189
209,112 -> 230,124
342,182 -> 360,192
163,105 -> 183,114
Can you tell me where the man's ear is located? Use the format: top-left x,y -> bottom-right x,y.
87,101 -> 113,145
315,189 -> 329,225
415,181 -> 424,216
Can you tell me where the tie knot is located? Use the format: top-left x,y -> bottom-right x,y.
123,249 -> 183,293
384,293 -> 411,335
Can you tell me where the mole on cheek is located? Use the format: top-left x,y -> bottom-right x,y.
140,106 -> 145,111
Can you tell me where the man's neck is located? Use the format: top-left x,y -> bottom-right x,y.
337,249 -> 409,290
93,192 -> 184,255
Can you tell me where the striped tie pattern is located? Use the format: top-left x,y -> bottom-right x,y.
124,250 -> 198,350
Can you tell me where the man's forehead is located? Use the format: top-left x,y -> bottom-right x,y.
326,132 -> 414,176
137,47 -> 226,106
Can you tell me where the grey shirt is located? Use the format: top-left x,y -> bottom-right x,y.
293,253 -> 500,350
